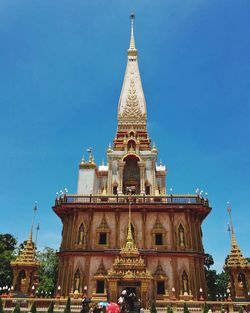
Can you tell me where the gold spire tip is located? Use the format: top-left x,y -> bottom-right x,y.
128,12 -> 137,55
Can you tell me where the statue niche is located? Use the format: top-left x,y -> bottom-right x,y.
123,155 -> 140,194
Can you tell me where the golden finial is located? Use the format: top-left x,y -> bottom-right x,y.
107,143 -> 112,153
160,159 -> 163,166
87,147 -> 93,163
128,13 -> 137,56
29,202 -> 38,242
81,154 -> 85,164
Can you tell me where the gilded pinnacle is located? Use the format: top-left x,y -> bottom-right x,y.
128,13 -> 137,56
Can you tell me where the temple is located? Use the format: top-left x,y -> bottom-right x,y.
53,15 -> 211,306
11,205 -> 40,296
224,207 -> 250,300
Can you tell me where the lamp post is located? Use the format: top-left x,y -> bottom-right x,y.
199,288 -> 204,301
172,287 -> 176,300
31,285 -> 35,297
227,288 -> 231,301
57,285 -> 61,299
83,285 -> 87,298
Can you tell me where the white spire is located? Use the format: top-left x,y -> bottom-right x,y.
118,14 -> 147,129
128,13 -> 136,53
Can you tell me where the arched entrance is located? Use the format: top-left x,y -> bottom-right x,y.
17,270 -> 26,293
123,155 -> 140,194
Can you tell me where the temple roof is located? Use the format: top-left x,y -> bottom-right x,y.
225,231 -> 250,269
11,232 -> 40,268
224,207 -> 250,270
117,14 -> 147,129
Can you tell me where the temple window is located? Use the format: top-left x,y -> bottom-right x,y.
77,223 -> 85,245
238,273 -> 246,288
151,217 -> 165,247
155,233 -> 163,246
73,269 -> 81,292
157,281 -> 165,295
96,280 -> 105,294
128,139 -> 136,151
123,155 -> 140,194
182,271 -> 189,294
178,224 -> 185,247
96,216 -> 110,247
99,232 -> 107,245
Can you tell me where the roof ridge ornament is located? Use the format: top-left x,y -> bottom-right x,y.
128,13 -> 137,57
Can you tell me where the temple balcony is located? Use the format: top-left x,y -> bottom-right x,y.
53,194 -> 210,220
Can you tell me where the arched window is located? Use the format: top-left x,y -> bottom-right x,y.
178,224 -> 185,247
182,271 -> 189,294
17,270 -> 26,292
123,155 -> 140,194
77,223 -> 85,245
74,269 -> 81,292
238,273 -> 246,289
128,139 -> 136,151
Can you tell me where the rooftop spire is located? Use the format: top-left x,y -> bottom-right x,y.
29,202 -> 38,241
128,13 -> 137,53
224,206 -> 250,269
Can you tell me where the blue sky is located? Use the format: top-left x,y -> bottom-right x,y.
0,0 -> 250,272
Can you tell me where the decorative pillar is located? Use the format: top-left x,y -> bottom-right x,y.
138,162 -> 145,195
108,280 -> 117,302
118,161 -> 125,194
141,281 -> 149,308
142,209 -> 146,248
88,209 -> 94,249
115,209 -> 120,248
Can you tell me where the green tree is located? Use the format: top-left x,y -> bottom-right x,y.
47,302 -> 54,313
30,302 -> 37,313
37,247 -> 58,295
167,305 -> 173,313
216,271 -> 229,297
204,254 -> 214,270
64,297 -> 71,313
150,301 -> 157,313
183,303 -> 189,313
12,304 -> 20,313
0,298 -> 4,313
239,307 -> 243,313
0,234 -> 17,286
205,269 -> 217,300
203,303 -> 208,313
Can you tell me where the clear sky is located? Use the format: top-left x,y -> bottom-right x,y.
0,0 -> 249,272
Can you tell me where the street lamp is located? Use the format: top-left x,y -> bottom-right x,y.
57,285 -> 61,298
227,288 -> 231,301
83,285 -> 87,297
31,285 -> 35,297
199,288 -> 204,301
172,287 -> 176,300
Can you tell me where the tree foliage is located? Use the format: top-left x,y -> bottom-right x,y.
204,254 -> 214,270
12,304 -> 20,313
150,301 -> 157,313
47,302 -> 54,313
183,303 -> 189,313
203,303 -> 209,313
37,247 -> 58,295
0,298 -> 4,313
30,302 -> 37,313
0,234 -> 17,286
167,305 -> 173,313
64,297 -> 71,313
204,253 -> 229,300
